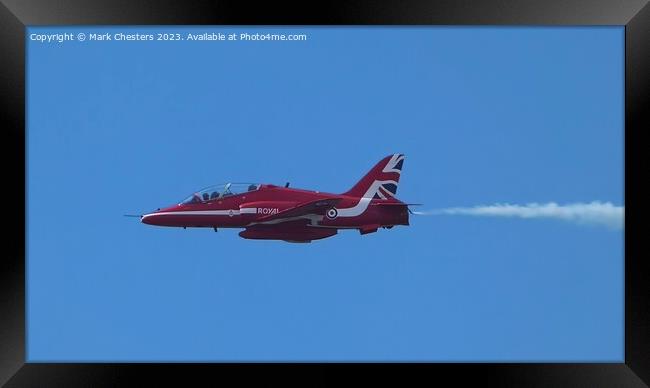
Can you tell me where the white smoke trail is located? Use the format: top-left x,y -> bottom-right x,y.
413,201 -> 624,229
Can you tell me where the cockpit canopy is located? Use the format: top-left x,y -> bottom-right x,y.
180,183 -> 261,204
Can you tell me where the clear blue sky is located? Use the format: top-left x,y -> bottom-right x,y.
27,26 -> 624,361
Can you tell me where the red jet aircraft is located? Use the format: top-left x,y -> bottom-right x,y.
138,154 -> 416,242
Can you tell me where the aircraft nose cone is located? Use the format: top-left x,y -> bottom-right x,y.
141,213 -> 154,225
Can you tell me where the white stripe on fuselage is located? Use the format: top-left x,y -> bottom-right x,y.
336,198 -> 372,217
142,209 -> 257,222
145,208 -> 258,216
337,180 -> 397,217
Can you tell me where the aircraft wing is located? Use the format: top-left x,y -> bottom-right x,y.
256,198 -> 341,222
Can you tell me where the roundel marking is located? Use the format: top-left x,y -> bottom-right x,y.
326,208 -> 338,220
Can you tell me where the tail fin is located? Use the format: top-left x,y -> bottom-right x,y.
342,154 -> 405,199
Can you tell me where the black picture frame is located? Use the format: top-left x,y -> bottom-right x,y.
2,1 -> 647,386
